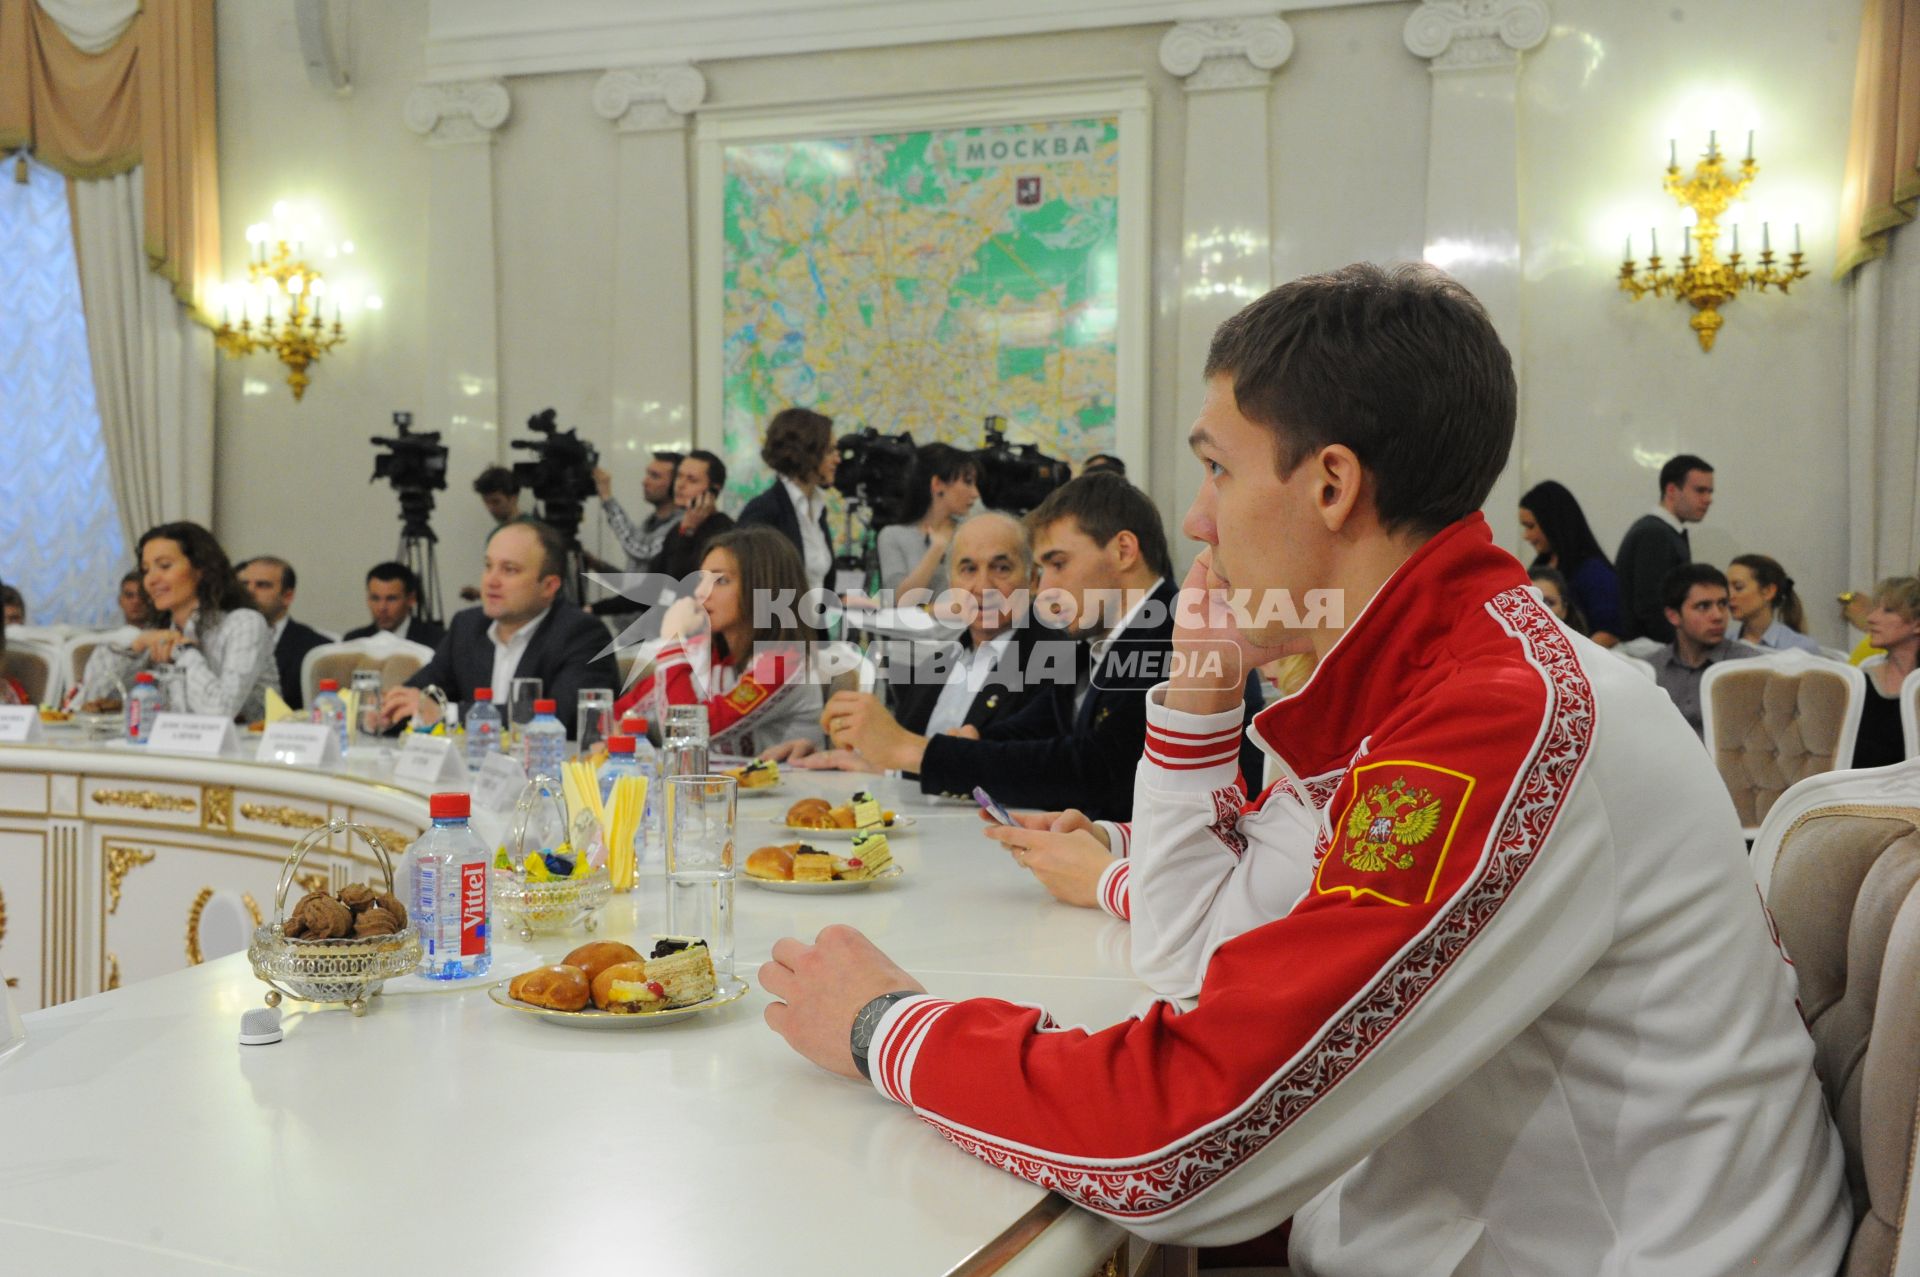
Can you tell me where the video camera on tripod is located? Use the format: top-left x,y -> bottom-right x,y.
831,427 -> 918,530
510,407 -> 600,548
975,415 -> 1070,515
369,411 -> 450,621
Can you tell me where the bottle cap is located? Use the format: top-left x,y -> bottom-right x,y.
621,716 -> 647,734
134,671 -> 156,684
607,735 -> 635,754
318,679 -> 339,692
472,687 -> 494,702
430,792 -> 470,820
534,698 -> 556,714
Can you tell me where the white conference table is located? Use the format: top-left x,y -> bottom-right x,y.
0,759 -> 1152,1276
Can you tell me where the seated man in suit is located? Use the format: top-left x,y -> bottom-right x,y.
379,518 -> 619,737
342,562 -> 447,648
236,556 -> 329,710
809,474 -> 1264,821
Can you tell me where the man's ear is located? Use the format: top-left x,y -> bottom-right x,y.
1312,445 -> 1368,534
1109,529 -> 1141,573
1663,606 -> 1681,628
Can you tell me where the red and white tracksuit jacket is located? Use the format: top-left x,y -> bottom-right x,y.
614,636 -> 823,758
865,515 -> 1847,1275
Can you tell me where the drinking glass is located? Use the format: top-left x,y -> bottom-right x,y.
508,677 -> 543,761
350,668 -> 384,752
576,689 -> 614,754
664,774 -> 736,976
662,704 -> 710,778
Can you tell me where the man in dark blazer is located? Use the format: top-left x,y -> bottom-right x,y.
379,518 -> 618,737
342,562 -> 446,648
736,407 -> 837,589
813,476 -> 1264,821
1615,453 -> 1713,643
236,555 -> 330,710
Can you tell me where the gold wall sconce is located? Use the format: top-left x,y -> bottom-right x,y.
213,225 -> 346,401
1617,131 -> 1808,352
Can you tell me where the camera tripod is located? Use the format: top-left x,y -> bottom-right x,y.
394,490 -> 444,625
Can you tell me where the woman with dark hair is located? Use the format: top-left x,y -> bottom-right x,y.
1528,566 -> 1589,636
78,522 -> 277,721
737,407 -> 838,590
0,584 -> 30,705
877,442 -> 980,602
1518,480 -> 1623,646
615,526 -> 827,756
1727,554 -> 1820,654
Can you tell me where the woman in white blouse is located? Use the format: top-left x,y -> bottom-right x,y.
80,522 -> 277,722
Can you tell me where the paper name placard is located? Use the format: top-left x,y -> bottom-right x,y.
471,751 -> 528,814
148,713 -> 239,757
0,707 -> 46,745
392,734 -> 468,789
255,721 -> 341,768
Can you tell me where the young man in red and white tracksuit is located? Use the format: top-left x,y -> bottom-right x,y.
758,264 -> 1848,1275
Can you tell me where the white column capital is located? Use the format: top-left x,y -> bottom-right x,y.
593,64 -> 707,134
1403,0 -> 1549,72
1158,17 -> 1293,92
404,80 -> 511,145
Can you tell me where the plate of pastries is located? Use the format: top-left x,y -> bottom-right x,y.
719,758 -> 783,795
775,797 -> 915,838
743,834 -> 901,893
490,938 -> 747,1026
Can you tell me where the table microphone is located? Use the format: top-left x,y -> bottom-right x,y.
238,1006 -> 283,1045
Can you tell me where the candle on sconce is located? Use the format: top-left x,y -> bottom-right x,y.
1762,222 -> 1771,253
1793,223 -> 1802,254
1745,130 -> 1754,162
1731,225 -> 1739,255
1708,129 -> 1718,157
1624,233 -> 1632,262
1650,228 -> 1659,258
1683,226 -> 1691,259
1668,139 -> 1677,169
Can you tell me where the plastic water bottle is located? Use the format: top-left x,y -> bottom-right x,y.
125,671 -> 162,745
406,791 -> 492,981
523,698 -> 567,781
599,733 -> 641,806
465,687 -> 502,772
623,716 -> 664,864
310,679 -> 348,756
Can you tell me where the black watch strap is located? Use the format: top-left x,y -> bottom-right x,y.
851,990 -> 920,1081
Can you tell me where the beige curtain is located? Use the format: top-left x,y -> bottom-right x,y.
0,0 -> 220,316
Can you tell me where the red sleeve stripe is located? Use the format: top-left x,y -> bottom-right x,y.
1115,822 -> 1131,857
1147,725 -> 1242,753
1150,721 -> 1245,742
1101,861 -> 1131,919
875,997 -> 957,1106
1145,743 -> 1242,770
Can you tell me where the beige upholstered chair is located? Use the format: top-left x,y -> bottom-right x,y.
1751,759 -> 1920,1276
0,647 -> 52,705
1702,650 -> 1865,837
298,634 -> 435,707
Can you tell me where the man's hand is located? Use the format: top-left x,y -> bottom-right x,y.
659,595 -> 708,642
592,466 -> 613,502
1167,548 -> 1308,715
681,489 -> 718,534
820,690 -> 927,772
380,685 -> 437,728
459,585 -> 481,602
985,806 -> 1109,850
131,629 -> 184,664
789,747 -> 881,773
981,824 -> 1116,909
943,725 -> 980,740
759,738 -> 817,762
760,926 -> 927,1080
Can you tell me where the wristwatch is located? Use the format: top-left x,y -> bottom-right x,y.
850,990 -> 920,1081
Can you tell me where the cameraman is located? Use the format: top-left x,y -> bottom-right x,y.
473,466 -> 521,524
738,407 -> 836,590
652,450 -> 733,584
594,451 -> 683,570
877,442 -> 979,602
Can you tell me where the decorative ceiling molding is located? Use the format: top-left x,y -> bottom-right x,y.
422,0 -> 1392,82
593,64 -> 709,133
1157,17 -> 1293,91
403,80 -> 512,145
1402,0 -> 1549,72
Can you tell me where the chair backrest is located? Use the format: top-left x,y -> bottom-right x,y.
1902,674 -> 1918,763
1702,650 -> 1865,835
62,627 -> 137,688
300,636 -> 435,706
0,647 -> 53,705
1751,760 -> 1920,1276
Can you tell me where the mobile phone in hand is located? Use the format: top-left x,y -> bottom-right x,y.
973,786 -> 1014,825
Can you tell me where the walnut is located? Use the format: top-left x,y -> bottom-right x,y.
372,891 -> 408,929
336,883 -> 376,913
288,893 -> 353,940
352,907 -> 400,938
281,914 -> 308,939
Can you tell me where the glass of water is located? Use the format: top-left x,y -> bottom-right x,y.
350,668 -> 384,752
664,774 -> 736,976
576,688 -> 614,754
662,704 -> 710,778
508,676 -> 543,760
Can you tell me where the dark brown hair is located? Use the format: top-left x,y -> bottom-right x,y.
760,408 -> 834,480
1024,472 -> 1173,580
136,522 -> 250,624
488,516 -> 568,582
1730,553 -> 1805,634
701,525 -> 821,665
1204,262 -> 1516,537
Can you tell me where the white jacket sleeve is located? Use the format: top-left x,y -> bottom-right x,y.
1127,683 -> 1319,1000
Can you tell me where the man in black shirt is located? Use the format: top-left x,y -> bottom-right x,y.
1615,453 -> 1713,643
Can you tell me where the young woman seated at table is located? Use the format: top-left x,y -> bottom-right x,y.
78,522 -> 277,722
615,527 -> 826,759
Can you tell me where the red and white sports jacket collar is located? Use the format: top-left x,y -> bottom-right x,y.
1250,513 -> 1527,784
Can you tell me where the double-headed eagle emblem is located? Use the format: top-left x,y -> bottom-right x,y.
1341,777 -> 1443,873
